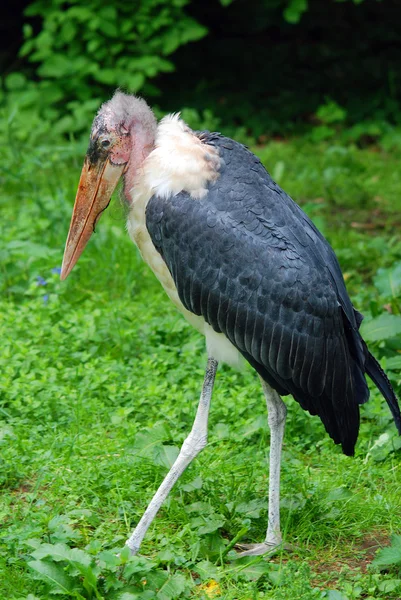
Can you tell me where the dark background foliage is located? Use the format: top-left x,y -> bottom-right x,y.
176,0 -> 401,135
1,0 -> 401,142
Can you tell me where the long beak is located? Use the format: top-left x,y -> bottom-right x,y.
60,157 -> 124,280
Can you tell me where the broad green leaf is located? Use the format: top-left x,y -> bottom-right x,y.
24,539 -> 42,550
185,501 -> 215,514
180,476 -> 203,492
6,73 -> 27,90
316,100 -> 347,124
325,486 -> 352,502
326,592 -> 349,600
193,560 -> 221,582
240,415 -> 266,437
368,432 -> 401,462
273,160 -> 285,182
374,262 -> 401,298
310,125 -> 335,142
6,240 -> 57,258
372,535 -> 401,569
31,543 -> 92,569
111,406 -> 135,425
38,55 -> 74,78
283,0 -> 308,24
213,422 -> 230,439
123,556 -> 155,578
237,561 -> 271,581
121,73 -> 146,92
118,545 -> 131,563
98,5 -> 117,21
234,499 -> 267,519
378,579 -> 401,593
69,551 -> 97,588
386,355 -> 401,370
60,21 -> 76,44
133,424 -> 169,455
280,493 -> 306,511
99,20 -> 118,37
0,423 -> 14,442
97,550 -> 121,568
31,543 -> 72,562
360,313 -> 401,342
156,573 -> 189,600
268,568 -> 284,586
152,445 -> 179,469
191,515 -> 225,535
145,571 -> 169,592
93,68 -> 118,85
28,559 -> 75,594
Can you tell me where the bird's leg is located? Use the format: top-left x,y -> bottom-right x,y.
263,380 -> 287,546
236,379 -> 287,557
126,357 -> 218,555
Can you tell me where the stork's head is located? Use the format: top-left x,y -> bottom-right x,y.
60,91 -> 157,280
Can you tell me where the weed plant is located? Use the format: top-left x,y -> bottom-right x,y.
1,133 -> 401,598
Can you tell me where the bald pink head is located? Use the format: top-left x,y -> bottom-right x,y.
88,91 -> 157,173
61,91 -> 157,280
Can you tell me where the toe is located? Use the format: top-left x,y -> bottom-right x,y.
234,542 -> 281,557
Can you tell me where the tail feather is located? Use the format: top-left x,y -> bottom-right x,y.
365,352 -> 401,434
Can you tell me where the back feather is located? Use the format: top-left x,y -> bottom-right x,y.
145,131 -> 401,456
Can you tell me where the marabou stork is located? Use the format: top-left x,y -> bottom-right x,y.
61,91 -> 401,557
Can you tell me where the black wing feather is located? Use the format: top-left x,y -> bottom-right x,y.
146,132 -> 400,456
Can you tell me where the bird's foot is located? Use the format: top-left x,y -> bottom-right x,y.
125,541 -> 140,556
234,540 -> 294,557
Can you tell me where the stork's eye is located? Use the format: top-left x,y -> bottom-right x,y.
101,138 -> 111,148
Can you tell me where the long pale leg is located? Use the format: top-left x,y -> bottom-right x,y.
126,357 -> 218,555
237,379 -> 287,556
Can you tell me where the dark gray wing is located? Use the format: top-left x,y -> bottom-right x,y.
146,133 -> 370,455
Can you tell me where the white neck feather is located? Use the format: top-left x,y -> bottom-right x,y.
134,114 -> 220,201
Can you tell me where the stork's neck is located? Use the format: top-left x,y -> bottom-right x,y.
123,121 -> 156,201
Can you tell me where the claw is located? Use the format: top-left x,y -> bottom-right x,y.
234,541 -> 296,557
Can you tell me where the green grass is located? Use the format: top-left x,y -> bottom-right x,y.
1,134 -> 401,599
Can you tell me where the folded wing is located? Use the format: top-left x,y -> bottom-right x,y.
146,133 -> 371,455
